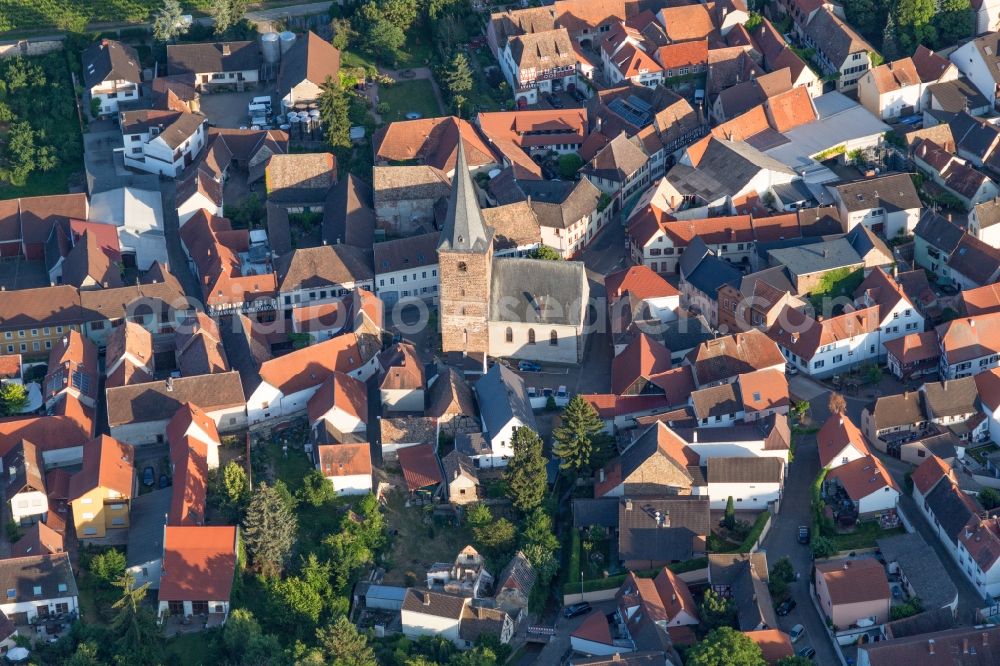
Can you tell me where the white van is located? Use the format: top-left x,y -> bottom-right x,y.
250,96 -> 272,108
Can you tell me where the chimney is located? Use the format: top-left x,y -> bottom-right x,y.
625,499 -> 633,511
692,430 -> 698,443
222,43 -> 231,56
964,638 -> 969,654
655,511 -> 662,526
599,468 -> 606,483
839,416 -> 843,426
928,639 -> 935,655
423,592 -> 431,606
165,376 -> 174,392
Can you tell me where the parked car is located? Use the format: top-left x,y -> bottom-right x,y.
556,385 -> 568,399
563,602 -> 592,618
142,466 -> 155,487
790,624 -> 805,643
785,363 -> 799,376
798,646 -> 816,659
547,93 -> 564,109
519,360 -> 543,372
798,525 -> 810,545
776,599 -> 797,616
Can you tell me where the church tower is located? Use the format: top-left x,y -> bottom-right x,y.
438,140 -> 494,355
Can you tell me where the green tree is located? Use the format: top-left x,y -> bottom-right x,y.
522,508 -> 560,585
687,627 -> 766,666
211,0 -> 249,35
791,400 -> 811,424
934,0 -> 973,48
319,77 -> 353,157
891,0 -> 936,53
503,427 -> 548,513
890,596 -> 923,620
224,460 -> 250,510
811,535 -> 836,559
777,656 -> 815,666
4,121 -> 58,186
223,608 -> 284,665
844,0 -> 887,45
529,245 -> 562,260
358,0 -> 420,57
152,0 -> 187,43
299,469 -> 337,507
980,487 -> 1000,510
442,52 -> 473,95
243,482 -> 298,576
557,153 -> 583,179
552,395 -> 606,477
66,642 -> 102,666
467,505 -> 517,553
771,556 -> 796,584
723,496 -> 736,530
317,615 -> 378,666
267,574 -> 324,638
0,382 -> 28,416
330,17 -> 357,51
110,572 -> 160,665
89,548 -> 127,584
698,589 -> 737,632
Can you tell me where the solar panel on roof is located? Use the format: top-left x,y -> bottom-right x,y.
608,97 -> 651,128
626,95 -> 651,112
72,370 -> 91,395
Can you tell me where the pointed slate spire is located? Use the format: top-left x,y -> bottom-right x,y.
438,138 -> 491,253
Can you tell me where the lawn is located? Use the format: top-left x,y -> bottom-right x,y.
827,521 -> 906,551
163,629 -> 225,666
380,489 -> 475,586
261,441 -> 345,554
378,79 -> 442,122
809,267 -> 866,312
967,443 -> 1000,465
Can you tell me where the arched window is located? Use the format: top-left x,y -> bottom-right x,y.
457,262 -> 468,273
505,327 -> 513,343
550,330 -> 558,345
528,329 -> 536,344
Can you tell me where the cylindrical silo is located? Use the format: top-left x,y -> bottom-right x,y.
260,32 -> 280,64
279,31 -> 296,56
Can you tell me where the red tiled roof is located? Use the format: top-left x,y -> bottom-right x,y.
612,332 -> 672,394
258,332 -> 370,395
169,435 -> 207,526
398,443 -> 442,491
815,557 -> 890,605
936,312 -> 1000,366
738,369 -> 789,415
827,455 -> 899,501
746,629 -> 794,664
960,283 -> 1000,317
656,40 -> 708,71
605,265 -> 679,302
307,371 -> 369,424
883,331 -> 939,366
912,455 -> 952,496
570,611 -> 613,645
0,355 -> 20,379
67,436 -> 134,502
764,86 -> 817,132
159,525 -> 238,602
976,367 -> 1000,411
316,443 -> 371,478
817,414 -> 870,468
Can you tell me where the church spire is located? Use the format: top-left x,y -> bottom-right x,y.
438,138 -> 491,253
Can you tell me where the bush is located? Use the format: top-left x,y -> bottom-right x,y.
376,102 -> 389,114
88,548 -> 126,584
736,513 -> 770,553
811,535 -> 836,559
5,521 -> 22,543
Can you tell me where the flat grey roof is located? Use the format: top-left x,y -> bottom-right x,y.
126,487 -> 171,568
765,92 -> 890,183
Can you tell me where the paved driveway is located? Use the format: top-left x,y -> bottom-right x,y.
762,433 -> 842,666
534,601 -> 618,665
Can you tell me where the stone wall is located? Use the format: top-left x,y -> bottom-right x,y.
0,39 -> 64,59
438,246 -> 493,354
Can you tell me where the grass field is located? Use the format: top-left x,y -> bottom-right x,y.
163,630 -> 225,666
0,1 -> 215,32
377,79 -> 442,123
828,521 -> 905,551
380,490 -> 474,586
